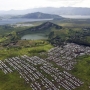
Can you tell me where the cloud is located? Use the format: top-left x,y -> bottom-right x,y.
47,0 -> 83,2
0,0 -> 89,10
73,0 -> 90,7
46,0 -> 84,6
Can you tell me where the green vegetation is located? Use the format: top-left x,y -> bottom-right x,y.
17,21 -> 62,37
0,42 -> 53,60
0,25 -> 31,35
71,55 -> 90,90
0,71 -> 32,90
0,19 -> 90,90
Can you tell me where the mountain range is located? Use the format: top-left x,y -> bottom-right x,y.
11,12 -> 63,19
1,7 -> 90,15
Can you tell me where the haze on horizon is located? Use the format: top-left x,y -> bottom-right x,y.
0,0 -> 90,11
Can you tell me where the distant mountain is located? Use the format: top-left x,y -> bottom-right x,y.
21,12 -> 63,19
1,7 -> 90,16
17,21 -> 62,35
10,12 -> 63,19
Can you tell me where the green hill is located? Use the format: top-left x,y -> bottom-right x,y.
17,21 -> 62,36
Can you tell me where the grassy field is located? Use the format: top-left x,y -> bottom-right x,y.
0,42 -> 53,60
70,55 -> 90,90
0,71 -> 32,90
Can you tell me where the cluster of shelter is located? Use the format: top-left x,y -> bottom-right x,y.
47,43 -> 90,70
0,53 -> 84,90
0,60 -> 13,74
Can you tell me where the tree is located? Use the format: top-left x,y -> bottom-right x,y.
48,31 -> 54,39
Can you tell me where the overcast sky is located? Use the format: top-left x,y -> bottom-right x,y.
0,0 -> 90,10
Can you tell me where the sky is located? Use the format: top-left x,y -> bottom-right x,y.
0,0 -> 90,10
